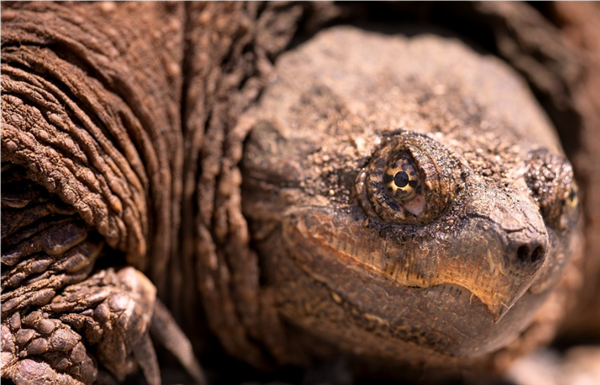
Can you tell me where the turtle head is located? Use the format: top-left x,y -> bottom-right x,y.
243,119 -> 578,360
241,27 -> 580,366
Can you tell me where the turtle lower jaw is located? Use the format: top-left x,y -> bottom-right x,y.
274,241 -> 549,358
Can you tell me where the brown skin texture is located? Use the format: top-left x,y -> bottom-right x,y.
241,27 -> 581,378
1,2 -> 184,383
1,2 -> 321,383
551,1 -> 600,338
0,1 -> 597,384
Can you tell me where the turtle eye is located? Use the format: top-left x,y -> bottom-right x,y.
383,155 -> 420,202
561,181 -> 580,229
360,151 -> 427,222
525,149 -> 580,230
356,131 -> 463,226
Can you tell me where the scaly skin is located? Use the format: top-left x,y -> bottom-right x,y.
1,3 -> 184,383
1,2 -> 595,384
241,26 -> 582,378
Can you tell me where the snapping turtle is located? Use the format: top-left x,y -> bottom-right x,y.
1,2 -> 598,384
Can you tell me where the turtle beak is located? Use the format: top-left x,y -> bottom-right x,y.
436,220 -> 548,323
451,186 -> 550,323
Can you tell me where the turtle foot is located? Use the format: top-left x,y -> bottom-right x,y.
1,268 -> 160,385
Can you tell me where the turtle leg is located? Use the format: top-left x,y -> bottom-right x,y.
0,2 -> 202,383
0,168 -> 203,385
0,176 -> 159,384
1,267 -> 159,385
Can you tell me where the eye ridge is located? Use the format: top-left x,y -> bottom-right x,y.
525,148 -> 579,230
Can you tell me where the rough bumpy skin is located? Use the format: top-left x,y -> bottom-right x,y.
552,2 -> 600,337
1,2 -> 184,383
242,27 -> 582,377
1,1 -> 320,383
1,1 -> 596,384
178,3 -> 312,367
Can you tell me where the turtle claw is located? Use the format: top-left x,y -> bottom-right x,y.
132,331 -> 160,385
150,299 -> 207,385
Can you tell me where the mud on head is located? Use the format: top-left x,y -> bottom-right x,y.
241,26 -> 580,365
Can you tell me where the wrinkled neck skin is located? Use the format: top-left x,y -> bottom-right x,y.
241,26 -> 580,373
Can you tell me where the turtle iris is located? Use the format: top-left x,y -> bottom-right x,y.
567,183 -> 578,208
383,155 -> 420,202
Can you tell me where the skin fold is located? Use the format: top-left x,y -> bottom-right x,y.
1,3 -> 186,384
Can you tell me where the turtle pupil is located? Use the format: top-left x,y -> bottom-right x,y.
394,171 -> 409,188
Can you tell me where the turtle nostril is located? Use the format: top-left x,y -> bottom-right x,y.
530,245 -> 545,263
517,244 -> 546,265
